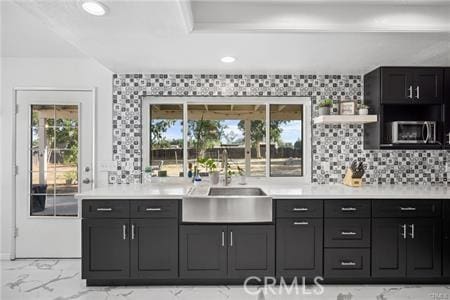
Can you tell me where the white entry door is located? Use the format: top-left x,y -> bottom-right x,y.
15,89 -> 94,258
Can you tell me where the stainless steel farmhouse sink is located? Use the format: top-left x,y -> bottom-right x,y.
182,187 -> 272,223
208,187 -> 267,196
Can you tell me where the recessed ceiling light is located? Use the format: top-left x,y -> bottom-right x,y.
81,0 -> 107,16
221,56 -> 236,63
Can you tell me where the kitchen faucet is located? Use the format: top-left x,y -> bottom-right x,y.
222,149 -> 229,186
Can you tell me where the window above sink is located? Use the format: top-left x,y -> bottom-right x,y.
142,97 -> 311,182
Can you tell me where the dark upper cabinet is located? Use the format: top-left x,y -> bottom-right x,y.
227,225 -> 275,279
444,68 -> 450,147
406,219 -> 442,278
413,69 -> 443,103
179,225 -> 228,279
381,68 -> 443,104
372,219 -> 406,278
130,219 -> 178,279
276,218 -> 323,278
443,220 -> 450,278
82,219 -> 130,279
381,68 -> 414,104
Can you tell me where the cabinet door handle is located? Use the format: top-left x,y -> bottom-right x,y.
341,207 -> 357,212
341,231 -> 357,236
409,224 -> 415,239
122,224 -> 127,240
131,224 -> 135,240
400,207 -> 416,211
293,221 -> 309,225
230,231 -> 233,247
221,231 -> 225,247
401,224 -> 407,239
96,208 -> 112,211
146,208 -> 162,211
341,261 -> 356,266
293,207 -> 309,211
416,86 -> 420,99
408,85 -> 413,99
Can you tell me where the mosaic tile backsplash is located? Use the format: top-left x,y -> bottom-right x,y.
112,74 -> 449,184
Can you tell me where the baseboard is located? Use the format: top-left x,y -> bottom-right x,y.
0,253 -> 11,260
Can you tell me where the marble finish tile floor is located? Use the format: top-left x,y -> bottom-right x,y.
1,259 -> 449,300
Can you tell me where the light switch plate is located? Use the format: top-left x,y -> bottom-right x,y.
98,160 -> 117,172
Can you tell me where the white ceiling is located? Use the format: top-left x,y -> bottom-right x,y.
2,0 -> 449,74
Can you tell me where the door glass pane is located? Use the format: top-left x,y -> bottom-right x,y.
30,104 -> 79,217
270,104 -> 303,177
149,104 -> 184,177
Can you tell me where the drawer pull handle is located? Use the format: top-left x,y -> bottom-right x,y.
400,207 -> 416,211
293,208 -> 309,212
341,207 -> 357,212
146,208 -> 162,211
293,221 -> 309,225
341,231 -> 357,236
341,261 -> 356,266
96,208 -> 112,212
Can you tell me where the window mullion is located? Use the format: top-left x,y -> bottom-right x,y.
265,103 -> 270,178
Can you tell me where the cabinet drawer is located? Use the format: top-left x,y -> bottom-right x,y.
325,200 -> 370,218
276,200 -> 323,218
444,201 -> 450,220
324,219 -> 370,248
131,200 -> 178,218
82,200 -> 129,218
372,200 -> 441,218
324,249 -> 370,278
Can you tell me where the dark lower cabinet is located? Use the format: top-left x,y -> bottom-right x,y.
276,218 -> 323,278
372,218 -> 442,278
130,219 -> 178,279
372,219 -> 407,278
82,219 -> 130,279
444,220 -> 450,277
406,219 -> 442,278
179,225 -> 228,279
228,225 -> 274,279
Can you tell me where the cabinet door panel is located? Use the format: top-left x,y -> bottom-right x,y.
413,68 -> 443,103
406,219 -> 442,278
82,219 -> 129,279
179,225 -> 227,279
372,219 -> 406,278
130,219 -> 178,279
381,68 -> 414,104
228,225 -> 274,279
276,219 -> 323,278
444,220 -> 450,277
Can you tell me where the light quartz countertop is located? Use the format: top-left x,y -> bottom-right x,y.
76,178 -> 450,200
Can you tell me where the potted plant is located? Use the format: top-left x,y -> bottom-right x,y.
358,104 -> 369,115
318,99 -> 333,116
198,157 -> 219,185
237,166 -> 246,185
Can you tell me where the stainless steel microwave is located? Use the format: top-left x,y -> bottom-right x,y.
386,121 -> 437,144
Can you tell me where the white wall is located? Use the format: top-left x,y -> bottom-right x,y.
0,57 -> 112,258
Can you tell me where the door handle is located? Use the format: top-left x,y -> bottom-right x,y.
416,86 -> 420,99
401,224 -> 407,239
409,224 -> 415,239
230,231 -> 233,247
408,86 -> 413,99
131,224 -> 135,240
82,178 -> 91,184
221,231 -> 225,247
122,224 -> 127,240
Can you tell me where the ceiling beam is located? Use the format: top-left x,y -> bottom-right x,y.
176,0 -> 194,33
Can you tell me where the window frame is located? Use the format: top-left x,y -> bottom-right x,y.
142,97 -> 311,183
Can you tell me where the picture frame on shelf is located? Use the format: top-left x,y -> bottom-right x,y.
339,100 -> 356,115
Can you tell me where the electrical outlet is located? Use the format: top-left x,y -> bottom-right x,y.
98,161 -> 117,172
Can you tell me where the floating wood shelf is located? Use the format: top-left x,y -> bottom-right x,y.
313,115 -> 378,124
